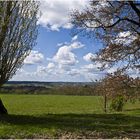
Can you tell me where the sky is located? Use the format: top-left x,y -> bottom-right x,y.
11,0 -> 139,82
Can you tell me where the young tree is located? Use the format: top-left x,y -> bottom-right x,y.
96,71 -> 140,112
71,1 -> 140,71
0,1 -> 39,114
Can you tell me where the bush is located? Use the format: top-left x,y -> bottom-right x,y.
110,95 -> 125,111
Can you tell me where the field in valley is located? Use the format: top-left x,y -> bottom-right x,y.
0,94 -> 140,139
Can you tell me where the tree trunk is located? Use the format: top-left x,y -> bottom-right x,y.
0,98 -> 7,114
104,94 -> 107,113
0,84 -> 8,114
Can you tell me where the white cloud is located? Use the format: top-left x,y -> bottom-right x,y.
64,64 -> 103,81
72,35 -> 78,42
47,62 -> 55,69
47,62 -> 56,73
127,68 -> 140,78
118,31 -> 131,38
80,63 -> 105,81
70,41 -> 84,49
38,0 -> 89,31
24,50 -> 44,65
13,36 -> 106,82
106,66 -> 118,74
36,66 -> 47,73
53,45 -> 78,65
52,40 -> 84,67
82,64 -> 95,72
43,38 -> 85,78
67,68 -> 80,76
36,63 -> 56,76
83,53 -> 96,62
82,63 -> 101,73
114,31 -> 137,45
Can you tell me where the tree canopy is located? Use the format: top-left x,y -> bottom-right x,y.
0,1 -> 39,86
71,1 -> 140,71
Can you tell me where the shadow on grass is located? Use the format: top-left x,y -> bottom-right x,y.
0,113 -> 140,132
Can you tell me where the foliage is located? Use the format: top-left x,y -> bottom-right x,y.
71,1 -> 140,71
110,95 -> 125,111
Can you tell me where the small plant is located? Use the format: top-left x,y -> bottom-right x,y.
110,95 -> 125,112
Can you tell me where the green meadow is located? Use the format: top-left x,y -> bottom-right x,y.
0,94 -> 140,139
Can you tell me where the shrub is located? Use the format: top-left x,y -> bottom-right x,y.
110,95 -> 125,111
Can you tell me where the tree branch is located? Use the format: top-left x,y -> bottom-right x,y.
129,1 -> 140,19
104,17 -> 140,28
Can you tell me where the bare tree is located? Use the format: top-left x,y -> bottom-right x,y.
71,1 -> 140,71
0,1 -> 39,114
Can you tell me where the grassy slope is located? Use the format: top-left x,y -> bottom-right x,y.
0,94 -> 140,139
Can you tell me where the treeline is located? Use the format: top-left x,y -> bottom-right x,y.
0,84 -> 99,96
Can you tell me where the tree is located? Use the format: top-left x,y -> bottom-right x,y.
71,1 -> 140,71
0,1 -> 39,114
96,71 -> 140,112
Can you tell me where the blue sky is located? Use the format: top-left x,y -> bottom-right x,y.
11,0 -> 139,82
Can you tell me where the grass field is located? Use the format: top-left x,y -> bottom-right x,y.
0,94 -> 140,138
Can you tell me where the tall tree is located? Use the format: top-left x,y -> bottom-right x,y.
0,1 -> 39,114
71,1 -> 140,71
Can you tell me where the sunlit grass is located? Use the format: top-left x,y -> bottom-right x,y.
0,94 -> 139,138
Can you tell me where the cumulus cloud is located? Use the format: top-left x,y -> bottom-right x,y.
36,62 -> 56,76
53,45 -> 78,66
41,38 -> 86,79
38,0 -> 89,31
83,53 -> 97,62
24,51 -> 44,65
52,39 -> 84,68
82,64 -> 96,72
37,35 -> 104,81
36,66 -> 47,73
13,36 -> 106,81
66,62 -> 103,80
50,37 -> 84,69
67,68 -> 80,76
47,62 -> 55,69
82,63 -> 101,73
